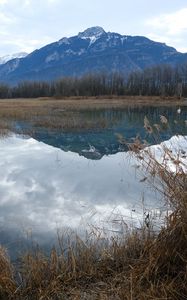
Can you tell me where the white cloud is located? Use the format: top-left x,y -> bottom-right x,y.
146,7 -> 187,35
47,0 -> 60,3
145,7 -> 187,52
0,0 -> 7,4
0,12 -> 14,24
23,0 -> 31,6
146,32 -> 187,52
0,31 -> 52,54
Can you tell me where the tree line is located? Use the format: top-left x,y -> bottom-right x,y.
0,63 -> 187,98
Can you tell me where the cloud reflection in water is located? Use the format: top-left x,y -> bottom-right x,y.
0,134 -> 163,250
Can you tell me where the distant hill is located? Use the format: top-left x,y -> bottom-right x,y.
0,26 -> 187,84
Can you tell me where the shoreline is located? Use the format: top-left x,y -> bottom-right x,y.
0,96 -> 186,113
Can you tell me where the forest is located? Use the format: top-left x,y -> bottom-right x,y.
0,63 -> 187,98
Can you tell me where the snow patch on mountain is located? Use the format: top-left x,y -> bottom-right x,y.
121,36 -> 128,44
78,26 -> 106,46
0,52 -> 28,65
58,37 -> 70,46
6,59 -> 21,73
45,52 -> 60,63
81,36 -> 98,47
78,49 -> 86,55
78,26 -> 105,39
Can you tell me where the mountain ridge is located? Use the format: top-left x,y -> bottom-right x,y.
0,27 -> 187,84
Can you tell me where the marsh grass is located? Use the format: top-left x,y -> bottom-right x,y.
0,229 -> 153,299
0,97 -> 186,135
0,247 -> 16,299
0,99 -> 122,133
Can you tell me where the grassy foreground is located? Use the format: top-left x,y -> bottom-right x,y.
0,134 -> 187,299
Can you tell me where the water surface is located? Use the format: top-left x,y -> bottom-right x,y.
0,104 -> 186,256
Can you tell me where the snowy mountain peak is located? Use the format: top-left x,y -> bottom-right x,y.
78,26 -> 106,39
0,52 -> 28,65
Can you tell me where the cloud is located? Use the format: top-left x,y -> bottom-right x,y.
2,35 -> 53,53
0,0 -> 61,55
146,7 -> 187,35
47,0 -> 60,3
0,0 -> 7,4
0,12 -> 15,24
145,7 -> 187,52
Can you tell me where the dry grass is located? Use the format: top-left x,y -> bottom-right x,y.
0,230 -> 153,299
0,247 -> 16,299
0,99 -> 112,133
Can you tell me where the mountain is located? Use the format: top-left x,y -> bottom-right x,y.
0,26 -> 187,84
0,52 -> 28,65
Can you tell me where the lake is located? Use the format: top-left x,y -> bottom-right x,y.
0,103 -> 186,257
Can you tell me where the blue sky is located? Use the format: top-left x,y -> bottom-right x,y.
0,0 -> 187,56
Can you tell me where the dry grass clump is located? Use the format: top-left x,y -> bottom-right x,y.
0,247 -> 16,299
0,230 -> 153,299
124,118 -> 187,299
0,120 -> 12,136
129,158 -> 187,299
